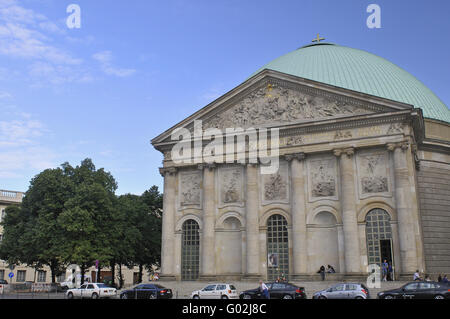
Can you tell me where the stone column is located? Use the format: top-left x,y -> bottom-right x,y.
388,142 -> 418,275
334,148 -> 362,274
286,153 -> 308,277
159,167 -> 177,280
200,164 -> 216,279
245,163 -> 260,279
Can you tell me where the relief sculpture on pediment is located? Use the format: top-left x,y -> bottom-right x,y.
204,84 -> 368,129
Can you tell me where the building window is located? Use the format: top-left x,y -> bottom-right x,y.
56,273 -> 65,283
267,214 -> 289,281
17,270 -> 26,282
37,271 -> 47,283
366,209 -> 393,267
0,270 -> 4,280
181,219 -> 200,281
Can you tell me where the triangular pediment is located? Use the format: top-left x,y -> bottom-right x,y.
202,82 -> 370,130
152,70 -> 413,146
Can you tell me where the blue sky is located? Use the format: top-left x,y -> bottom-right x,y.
1,0 -> 449,195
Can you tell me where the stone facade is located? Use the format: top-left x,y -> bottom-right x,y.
152,70 -> 449,281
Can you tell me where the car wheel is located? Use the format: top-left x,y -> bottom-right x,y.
67,292 -> 74,300
384,295 -> 394,299
243,294 -> 252,299
434,295 -> 445,300
120,294 -> 128,299
221,295 -> 228,299
91,293 -> 99,299
319,295 -> 327,299
355,296 -> 364,300
283,294 -> 293,299
193,295 -> 200,299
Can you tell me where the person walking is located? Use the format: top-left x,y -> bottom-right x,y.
259,280 -> 270,299
442,275 -> 448,284
413,270 -> 422,281
381,260 -> 389,281
318,265 -> 326,281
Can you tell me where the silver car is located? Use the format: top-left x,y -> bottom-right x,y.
313,283 -> 370,299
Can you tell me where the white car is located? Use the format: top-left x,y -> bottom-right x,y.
66,283 -> 117,299
191,283 -> 238,299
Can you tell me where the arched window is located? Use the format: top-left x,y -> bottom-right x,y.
181,219 -> 200,280
267,214 -> 289,281
365,209 -> 393,267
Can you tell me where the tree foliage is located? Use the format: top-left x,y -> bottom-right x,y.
0,158 -> 163,285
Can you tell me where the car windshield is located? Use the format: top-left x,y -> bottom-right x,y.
230,285 -> 236,290
96,284 -> 109,288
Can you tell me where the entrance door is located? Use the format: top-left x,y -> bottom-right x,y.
380,239 -> 394,280
379,239 -> 392,264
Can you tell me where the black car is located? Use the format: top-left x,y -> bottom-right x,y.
0,279 -> 8,285
378,281 -> 450,299
239,282 -> 306,299
120,283 -> 173,299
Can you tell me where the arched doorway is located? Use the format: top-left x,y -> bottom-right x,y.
181,219 -> 200,280
365,209 -> 393,270
216,216 -> 242,275
267,214 -> 289,281
308,211 -> 339,273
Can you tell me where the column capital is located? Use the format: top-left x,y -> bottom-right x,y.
285,152 -> 306,162
198,163 -> 216,171
386,141 -> 410,152
159,166 -> 178,177
333,147 -> 355,158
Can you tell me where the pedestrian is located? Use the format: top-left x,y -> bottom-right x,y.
413,270 -> 422,281
438,274 -> 442,282
424,274 -> 431,282
381,259 -> 389,281
326,265 -> 335,273
318,266 -> 326,281
387,263 -> 393,281
442,275 -> 448,284
259,280 -> 270,299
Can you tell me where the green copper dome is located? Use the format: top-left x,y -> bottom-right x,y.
254,43 -> 450,123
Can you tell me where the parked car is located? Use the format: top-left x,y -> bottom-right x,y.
66,283 -> 117,299
377,281 -> 450,299
61,274 -> 92,290
120,283 -> 173,299
191,284 -> 238,299
313,283 -> 370,299
0,279 -> 8,285
239,282 -> 306,299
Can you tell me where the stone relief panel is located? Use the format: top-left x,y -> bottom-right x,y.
204,83 -> 369,130
219,166 -> 244,206
179,170 -> 202,207
261,161 -> 289,204
356,151 -> 391,197
308,157 -> 338,201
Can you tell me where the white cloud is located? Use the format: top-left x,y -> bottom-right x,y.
0,110 -> 57,178
0,0 -> 86,86
0,91 -> 12,99
93,50 -> 136,78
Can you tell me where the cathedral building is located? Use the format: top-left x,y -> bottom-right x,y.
151,39 -> 450,281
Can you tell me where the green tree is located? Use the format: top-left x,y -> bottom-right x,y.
58,159 -> 118,284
